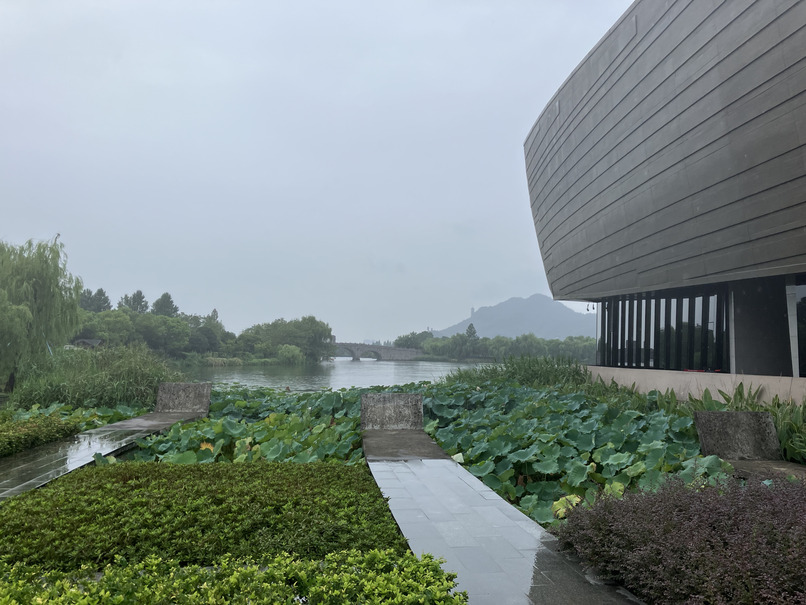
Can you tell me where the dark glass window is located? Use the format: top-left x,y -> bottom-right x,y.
595,286 -> 729,372
797,278 -> 806,378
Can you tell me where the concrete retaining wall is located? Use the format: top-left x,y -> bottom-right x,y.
589,366 -> 806,404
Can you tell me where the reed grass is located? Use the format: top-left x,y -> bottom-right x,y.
10,344 -> 183,410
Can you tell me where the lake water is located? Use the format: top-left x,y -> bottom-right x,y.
190,358 -> 481,391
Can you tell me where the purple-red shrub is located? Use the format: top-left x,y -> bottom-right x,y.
555,477 -> 806,604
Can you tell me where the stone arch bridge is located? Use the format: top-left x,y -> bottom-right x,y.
334,343 -> 422,361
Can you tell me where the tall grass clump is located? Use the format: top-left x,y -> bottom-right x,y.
443,356 -> 589,390
10,344 -> 183,410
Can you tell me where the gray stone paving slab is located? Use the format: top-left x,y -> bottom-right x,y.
367,458 -> 642,605
0,411 -> 202,501
363,429 -> 450,461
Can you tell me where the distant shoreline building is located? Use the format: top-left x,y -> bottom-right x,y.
524,1 -> 806,391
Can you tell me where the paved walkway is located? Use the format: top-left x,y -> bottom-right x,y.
364,429 -> 642,605
0,412 -> 199,501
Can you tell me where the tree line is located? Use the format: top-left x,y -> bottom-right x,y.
1,238 -> 335,392
393,324 -> 596,364
1,237 -> 594,395
76,288 -> 334,364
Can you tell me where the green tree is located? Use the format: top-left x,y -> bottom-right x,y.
133,313 -> 190,357
394,331 -> 433,349
202,309 -> 232,349
0,290 -> 32,389
465,323 -> 478,339
151,292 -> 179,317
118,290 -> 149,313
277,344 -> 305,365
296,315 -> 335,362
79,288 -> 93,311
80,288 -> 112,312
234,316 -> 334,363
0,237 -> 83,387
75,309 -> 139,347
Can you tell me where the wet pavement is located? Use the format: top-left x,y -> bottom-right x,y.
365,430 -> 642,605
0,412 -> 199,501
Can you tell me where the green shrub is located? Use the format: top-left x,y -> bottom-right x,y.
0,550 -> 467,604
0,416 -> 81,457
11,401 -> 147,432
0,462 -> 409,570
555,477 -> 806,604
10,344 -> 183,410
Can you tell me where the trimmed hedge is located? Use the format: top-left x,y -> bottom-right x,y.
0,416 -> 80,458
0,550 -> 467,604
0,462 -> 409,570
555,477 -> 806,604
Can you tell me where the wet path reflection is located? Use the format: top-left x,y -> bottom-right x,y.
367,455 -> 642,604
0,412 -> 199,501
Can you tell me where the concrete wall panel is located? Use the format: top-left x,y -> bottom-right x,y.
525,0 -> 806,300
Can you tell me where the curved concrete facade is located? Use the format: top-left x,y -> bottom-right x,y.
525,0 -> 806,301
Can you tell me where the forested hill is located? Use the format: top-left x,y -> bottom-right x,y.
433,294 -> 596,340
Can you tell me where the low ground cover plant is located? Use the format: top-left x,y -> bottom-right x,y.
555,477 -> 806,604
0,462 -> 408,570
0,414 -> 80,458
7,400 -> 147,433
0,550 -> 465,604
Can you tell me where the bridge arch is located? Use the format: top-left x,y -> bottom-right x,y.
334,343 -> 421,361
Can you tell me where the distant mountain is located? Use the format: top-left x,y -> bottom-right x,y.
433,294 -> 596,340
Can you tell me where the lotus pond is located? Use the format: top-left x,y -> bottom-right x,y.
122,381 -> 731,525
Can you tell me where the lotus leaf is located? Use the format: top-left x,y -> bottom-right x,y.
552,494 -> 581,519
564,459 -> 591,487
469,460 -> 495,477
533,459 -> 560,475
508,444 -> 539,463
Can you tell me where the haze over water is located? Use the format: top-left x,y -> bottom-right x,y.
191,358 -> 479,391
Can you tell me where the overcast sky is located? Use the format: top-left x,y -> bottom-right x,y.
1,1 -> 631,342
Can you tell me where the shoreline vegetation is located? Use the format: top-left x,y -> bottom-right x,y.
0,237 -> 596,400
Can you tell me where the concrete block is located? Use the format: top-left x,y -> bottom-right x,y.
361,393 -> 423,430
155,382 -> 211,415
694,411 -> 781,460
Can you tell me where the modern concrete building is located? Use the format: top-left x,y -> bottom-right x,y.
524,0 -> 806,395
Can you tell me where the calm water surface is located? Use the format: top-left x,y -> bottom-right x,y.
191,358 -> 479,391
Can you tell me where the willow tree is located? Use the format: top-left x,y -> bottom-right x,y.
0,237 -> 83,388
